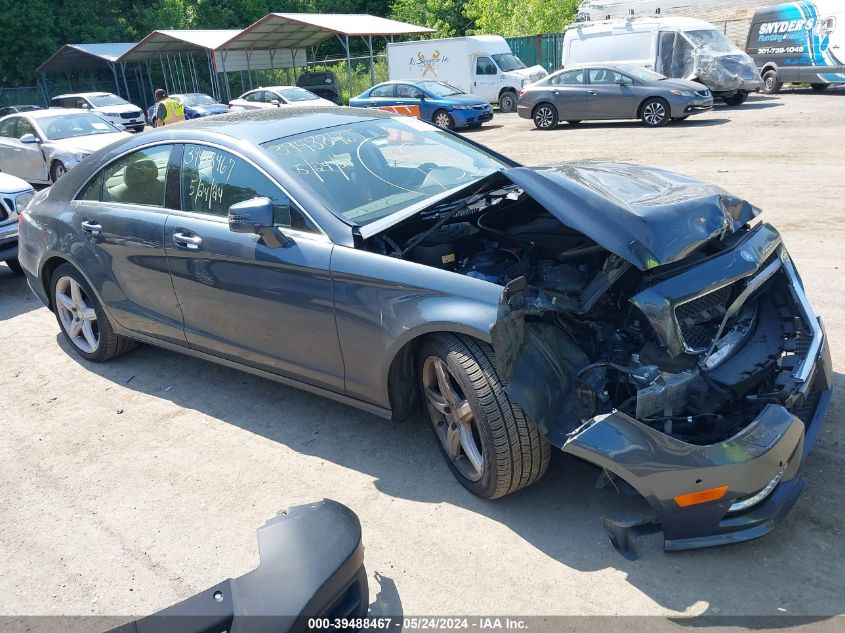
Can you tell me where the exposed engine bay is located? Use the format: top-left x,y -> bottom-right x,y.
364,182 -> 819,447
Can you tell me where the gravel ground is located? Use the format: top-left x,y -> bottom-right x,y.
1,88 -> 843,620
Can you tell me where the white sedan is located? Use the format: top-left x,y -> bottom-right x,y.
0,109 -> 130,184
228,86 -> 336,111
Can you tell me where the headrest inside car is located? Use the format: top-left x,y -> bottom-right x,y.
124,159 -> 159,187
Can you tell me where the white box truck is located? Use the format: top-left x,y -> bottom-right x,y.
563,17 -> 764,104
387,35 -> 548,112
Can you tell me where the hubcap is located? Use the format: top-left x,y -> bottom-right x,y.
535,107 -> 554,128
435,113 -> 450,127
644,102 -> 666,125
54,164 -> 66,180
422,356 -> 484,482
55,276 -> 99,353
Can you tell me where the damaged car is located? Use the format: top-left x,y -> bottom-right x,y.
17,107 -> 832,555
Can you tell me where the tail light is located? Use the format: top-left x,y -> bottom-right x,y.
17,206 -> 25,232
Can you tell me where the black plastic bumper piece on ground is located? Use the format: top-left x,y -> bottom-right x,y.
109,499 -> 368,633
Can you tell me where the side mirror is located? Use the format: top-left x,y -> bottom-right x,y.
19,133 -> 38,144
82,103 -> 91,109
228,197 -> 288,248
271,99 -> 281,107
415,91 -> 426,100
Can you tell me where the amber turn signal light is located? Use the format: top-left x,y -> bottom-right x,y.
674,485 -> 729,507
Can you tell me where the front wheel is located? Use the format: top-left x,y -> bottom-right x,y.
432,109 -> 455,130
51,263 -> 138,362
418,334 -> 551,499
762,70 -> 782,94
811,83 -> 830,92
722,91 -> 749,106
50,160 -> 67,183
641,98 -> 669,127
498,91 -> 517,113
532,103 -> 559,130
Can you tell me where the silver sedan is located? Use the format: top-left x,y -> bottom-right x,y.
0,109 -> 130,184
518,64 -> 714,129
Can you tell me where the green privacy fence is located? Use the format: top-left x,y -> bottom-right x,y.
506,34 -> 565,73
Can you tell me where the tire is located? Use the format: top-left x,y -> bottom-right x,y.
418,333 -> 551,499
50,263 -> 138,362
432,109 -> 455,130
640,97 -> 669,127
50,160 -> 67,183
811,83 -> 830,92
566,120 -> 582,125
498,91 -> 517,113
532,103 -> 558,130
4,258 -> 23,275
762,70 -> 782,94
722,91 -> 749,106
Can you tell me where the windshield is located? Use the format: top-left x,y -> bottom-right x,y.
684,29 -> 737,53
617,65 -> 666,82
88,94 -> 129,107
491,53 -> 527,72
418,81 -> 464,97
276,88 -> 321,102
261,117 -> 508,226
178,94 -> 218,107
40,113 -> 120,140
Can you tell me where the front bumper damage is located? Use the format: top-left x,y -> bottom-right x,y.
496,222 -> 832,558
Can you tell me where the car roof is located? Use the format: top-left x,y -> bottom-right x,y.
52,92 -> 115,98
151,106 -> 393,145
26,108 -> 94,119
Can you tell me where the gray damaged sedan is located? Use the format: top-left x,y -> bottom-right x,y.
0,109 -> 130,184
518,64 -> 714,129
17,108 -> 831,557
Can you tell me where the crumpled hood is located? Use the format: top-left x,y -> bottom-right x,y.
505,161 -> 759,270
693,50 -> 763,92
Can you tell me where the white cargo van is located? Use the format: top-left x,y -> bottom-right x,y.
387,35 -> 548,112
746,1 -> 845,93
563,17 -> 763,104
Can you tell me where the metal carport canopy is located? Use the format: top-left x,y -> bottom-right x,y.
120,30 -> 241,61
37,43 -> 136,73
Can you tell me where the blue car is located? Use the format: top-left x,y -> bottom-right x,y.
349,80 -> 493,130
146,93 -> 229,126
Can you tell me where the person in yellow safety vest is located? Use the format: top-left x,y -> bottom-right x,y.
154,89 -> 185,127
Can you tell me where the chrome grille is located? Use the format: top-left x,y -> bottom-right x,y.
120,111 -> 143,120
675,285 -> 732,351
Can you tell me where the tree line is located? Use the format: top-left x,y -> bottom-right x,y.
0,0 -> 578,86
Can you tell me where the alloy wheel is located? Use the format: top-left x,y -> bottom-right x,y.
643,101 -> 666,125
55,276 -> 99,353
534,106 -> 555,129
434,112 -> 452,128
422,356 -> 484,482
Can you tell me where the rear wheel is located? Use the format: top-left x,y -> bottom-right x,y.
722,91 -> 749,106
498,91 -> 517,113
432,109 -> 455,130
640,98 -> 669,127
811,83 -> 830,92
4,258 -> 23,275
532,103 -> 558,130
51,263 -> 138,362
418,333 -> 551,499
762,70 -> 782,94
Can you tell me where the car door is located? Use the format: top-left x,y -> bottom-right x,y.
68,143 -> 185,343
367,84 -> 398,108
164,143 -> 344,392
394,83 -> 430,117
586,68 -> 640,119
549,69 -> 588,119
473,56 -> 499,101
0,117 -> 19,174
14,117 -> 48,181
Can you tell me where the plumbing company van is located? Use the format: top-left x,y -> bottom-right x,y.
563,17 -> 763,104
386,35 -> 548,112
747,1 -> 845,93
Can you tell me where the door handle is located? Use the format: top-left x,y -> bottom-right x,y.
173,231 -> 203,249
588,90 -> 599,95
80,220 -> 101,236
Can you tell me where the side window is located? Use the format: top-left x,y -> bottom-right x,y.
370,84 -> 395,98
552,69 -> 586,85
102,145 -> 173,206
658,32 -> 676,75
75,98 -> 87,109
395,84 -> 420,98
244,92 -> 260,102
15,118 -> 36,138
588,69 -> 633,85
475,57 -> 498,75
77,172 -> 104,201
180,144 -> 314,231
0,117 -> 18,137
